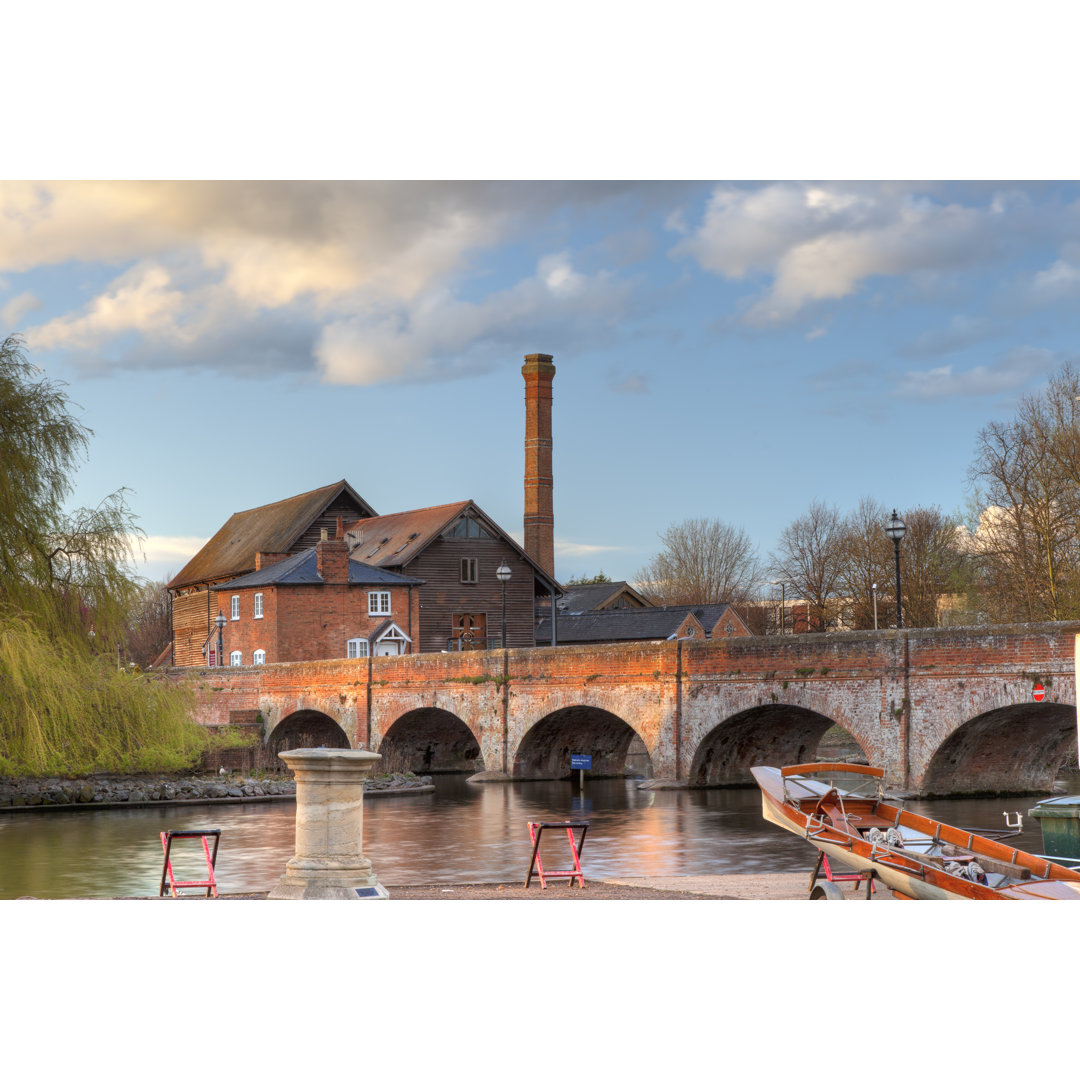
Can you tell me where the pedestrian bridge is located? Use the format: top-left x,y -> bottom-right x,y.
184,623 -> 1080,795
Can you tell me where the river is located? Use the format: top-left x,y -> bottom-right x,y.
3,775 -> 1077,899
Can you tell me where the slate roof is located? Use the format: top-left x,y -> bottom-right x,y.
535,607 -> 703,643
556,581 -> 651,613
211,548 -> 423,590
170,480 -> 377,590
537,602 -> 749,644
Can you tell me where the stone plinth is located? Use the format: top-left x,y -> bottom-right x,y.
268,748 -> 389,900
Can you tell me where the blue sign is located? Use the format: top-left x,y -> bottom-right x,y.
571,754 -> 592,770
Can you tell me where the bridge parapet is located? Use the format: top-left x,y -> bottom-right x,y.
178,622 -> 1080,794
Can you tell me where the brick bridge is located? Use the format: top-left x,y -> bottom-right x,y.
185,623 -> 1080,795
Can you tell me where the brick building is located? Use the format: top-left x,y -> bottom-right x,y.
210,527 -> 422,665
168,485 -> 559,665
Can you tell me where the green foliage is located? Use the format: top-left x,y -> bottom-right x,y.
0,335 -> 204,777
565,570 -> 612,585
0,607 -> 207,775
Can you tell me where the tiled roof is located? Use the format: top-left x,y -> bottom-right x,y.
170,480 -> 377,589
556,581 -> 650,613
345,500 -> 561,592
212,548 -> 423,589
536,607 -> 704,643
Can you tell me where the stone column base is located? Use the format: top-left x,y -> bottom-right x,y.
269,856 -> 389,900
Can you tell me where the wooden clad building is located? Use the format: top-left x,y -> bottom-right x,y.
168,482 -> 560,665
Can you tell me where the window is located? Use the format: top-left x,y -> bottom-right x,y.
230,595 -> 240,620
347,638 -> 370,659
230,650 -> 243,666
447,517 -> 492,539
253,592 -> 263,619
253,649 -> 266,665
461,558 -> 478,584
369,591 -> 391,615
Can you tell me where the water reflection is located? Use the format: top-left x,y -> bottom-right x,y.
0,776 -> 1075,899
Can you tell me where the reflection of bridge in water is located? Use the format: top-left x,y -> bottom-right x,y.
186,623 -> 1080,796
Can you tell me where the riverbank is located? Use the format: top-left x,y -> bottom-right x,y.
132,872 -> 889,900
0,771 -> 434,811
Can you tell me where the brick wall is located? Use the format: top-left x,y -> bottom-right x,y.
182,623 -> 1080,794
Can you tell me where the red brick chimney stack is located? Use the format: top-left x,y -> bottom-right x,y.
316,520 -> 350,583
522,352 -> 555,578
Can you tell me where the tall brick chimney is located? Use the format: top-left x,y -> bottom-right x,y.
522,352 -> 555,578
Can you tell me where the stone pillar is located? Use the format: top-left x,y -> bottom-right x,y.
268,748 -> 389,900
522,352 -> 556,579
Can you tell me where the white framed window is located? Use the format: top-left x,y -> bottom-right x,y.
253,592 -> 263,619
461,557 -> 478,584
230,595 -> 240,620
253,649 -> 266,665
230,650 -> 243,666
368,591 -> 391,615
346,638 -> 370,659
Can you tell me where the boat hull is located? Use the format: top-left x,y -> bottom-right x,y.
753,764 -> 1080,900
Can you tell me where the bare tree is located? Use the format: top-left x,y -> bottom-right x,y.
770,501 -> 846,633
837,496 -> 894,630
635,518 -> 761,606
896,505 -> 968,629
125,579 -> 174,668
968,372 -> 1080,622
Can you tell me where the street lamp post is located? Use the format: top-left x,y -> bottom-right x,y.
885,510 -> 906,629
871,583 -> 878,630
214,610 -> 226,666
496,562 -> 511,648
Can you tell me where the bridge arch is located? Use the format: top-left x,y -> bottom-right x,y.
513,706 -> 650,779
688,704 -> 863,787
920,703 -> 1076,795
377,708 -> 484,774
267,710 -> 351,764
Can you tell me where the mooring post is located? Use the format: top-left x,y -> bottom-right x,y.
268,747 -> 389,900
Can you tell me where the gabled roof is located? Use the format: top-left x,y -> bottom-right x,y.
169,480 -> 377,590
557,581 -> 652,614
211,547 -> 422,590
345,500 -> 561,593
536,607 -> 706,643
537,602 -> 750,644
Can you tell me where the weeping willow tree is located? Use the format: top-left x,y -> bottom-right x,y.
0,334 -> 224,776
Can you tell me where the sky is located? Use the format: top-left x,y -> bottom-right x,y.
6,179 -> 1080,586
5,5 -> 1080,594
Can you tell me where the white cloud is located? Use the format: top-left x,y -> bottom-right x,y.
555,540 -> 622,559
27,263 -> 190,350
123,534 -> 208,581
893,345 -> 1059,401
1029,259 -> 1080,304
313,253 -> 632,386
0,290 -> 42,327
673,182 -> 1014,324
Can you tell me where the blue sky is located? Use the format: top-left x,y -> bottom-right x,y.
5,179 -> 1080,586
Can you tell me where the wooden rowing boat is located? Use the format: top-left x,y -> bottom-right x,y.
751,762 -> 1080,899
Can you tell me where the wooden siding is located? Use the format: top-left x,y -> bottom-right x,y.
403,535 -> 538,652
172,588 -> 214,666
291,493 -> 373,552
